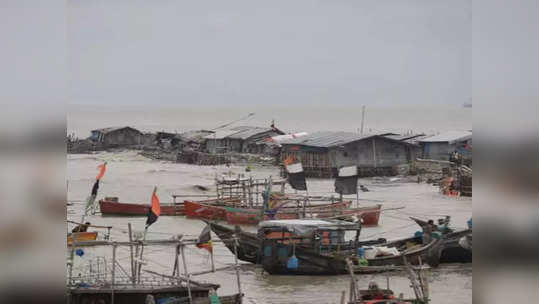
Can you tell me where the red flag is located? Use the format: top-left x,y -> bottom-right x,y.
146,187 -> 160,227
96,162 -> 107,180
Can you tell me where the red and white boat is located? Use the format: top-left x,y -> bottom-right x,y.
183,198 -> 242,220
224,202 -> 381,226
99,198 -> 184,216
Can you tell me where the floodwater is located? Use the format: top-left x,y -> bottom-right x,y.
67,151 -> 472,304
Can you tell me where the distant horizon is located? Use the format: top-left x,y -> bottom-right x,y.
68,104 -> 471,138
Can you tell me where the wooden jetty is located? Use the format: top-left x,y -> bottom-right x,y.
344,257 -> 430,303
67,228 -> 243,304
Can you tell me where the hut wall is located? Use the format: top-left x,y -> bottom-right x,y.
281,137 -> 412,177
280,147 -> 333,177
337,137 -> 409,168
422,142 -> 454,160
225,138 -> 243,153
103,129 -> 142,146
206,139 -> 223,154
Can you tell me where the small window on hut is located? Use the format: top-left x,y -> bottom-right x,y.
343,151 -> 348,157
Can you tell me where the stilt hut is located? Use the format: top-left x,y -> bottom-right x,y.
279,131 -> 415,177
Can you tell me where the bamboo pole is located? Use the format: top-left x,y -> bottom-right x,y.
180,244 -> 192,304
137,228 -> 148,283
68,246 -> 75,286
233,237 -> 242,295
173,245 -> 180,277
111,243 -> 116,304
128,223 -> 135,284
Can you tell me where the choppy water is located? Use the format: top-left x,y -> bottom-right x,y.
67,151 -> 472,303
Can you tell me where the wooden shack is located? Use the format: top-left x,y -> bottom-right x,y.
205,126 -> 283,154
280,131 -> 415,177
89,127 -> 143,147
418,131 -> 472,161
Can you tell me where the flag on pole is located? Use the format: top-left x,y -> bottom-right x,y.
285,162 -> 307,191
83,180 -> 99,215
283,155 -> 294,166
334,166 -> 359,195
196,224 -> 213,253
146,187 -> 161,227
96,162 -> 107,180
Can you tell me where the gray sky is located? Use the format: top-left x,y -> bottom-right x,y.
69,0 -> 470,107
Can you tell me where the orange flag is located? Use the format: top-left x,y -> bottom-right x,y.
283,155 -> 294,166
146,187 -> 161,227
96,162 -> 107,180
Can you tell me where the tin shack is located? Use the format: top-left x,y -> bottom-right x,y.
418,130 -> 472,161
205,126 -> 284,154
279,131 -> 415,177
89,126 -> 143,147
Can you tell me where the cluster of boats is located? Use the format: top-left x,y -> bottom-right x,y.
67,169 -> 471,304
96,176 -> 382,227
208,215 -> 472,276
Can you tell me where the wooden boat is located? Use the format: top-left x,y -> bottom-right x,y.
223,201 -> 382,226
209,221 -> 387,265
183,200 -> 228,220
259,219 -> 443,275
99,198 -> 184,216
67,232 -> 98,245
208,221 -> 261,264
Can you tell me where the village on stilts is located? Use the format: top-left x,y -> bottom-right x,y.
67,120 -> 472,304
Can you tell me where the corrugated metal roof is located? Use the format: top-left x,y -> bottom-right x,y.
91,126 -> 141,134
419,131 -> 472,143
204,130 -> 239,140
384,134 -> 425,141
279,131 -> 377,148
179,130 -> 214,142
227,126 -> 275,140
204,126 -> 276,140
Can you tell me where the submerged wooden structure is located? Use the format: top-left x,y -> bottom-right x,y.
345,258 -> 430,303
67,229 -> 243,304
279,132 -> 417,178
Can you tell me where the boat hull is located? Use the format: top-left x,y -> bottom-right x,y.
99,199 -> 184,216
184,201 -> 227,220
224,203 -> 381,226
208,222 -> 261,264
260,237 -> 443,275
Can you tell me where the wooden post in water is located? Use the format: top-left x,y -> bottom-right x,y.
111,243 -> 116,304
233,237 -> 242,296
340,290 -> 346,304
128,223 -> 135,284
356,189 -> 360,208
68,246 -> 75,286
173,244 -> 180,276
248,177 -> 253,207
372,137 -> 377,169
180,244 -> 192,304
255,181 -> 259,206
136,228 -> 148,283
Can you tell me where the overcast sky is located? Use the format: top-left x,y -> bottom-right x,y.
68,0 -> 470,107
